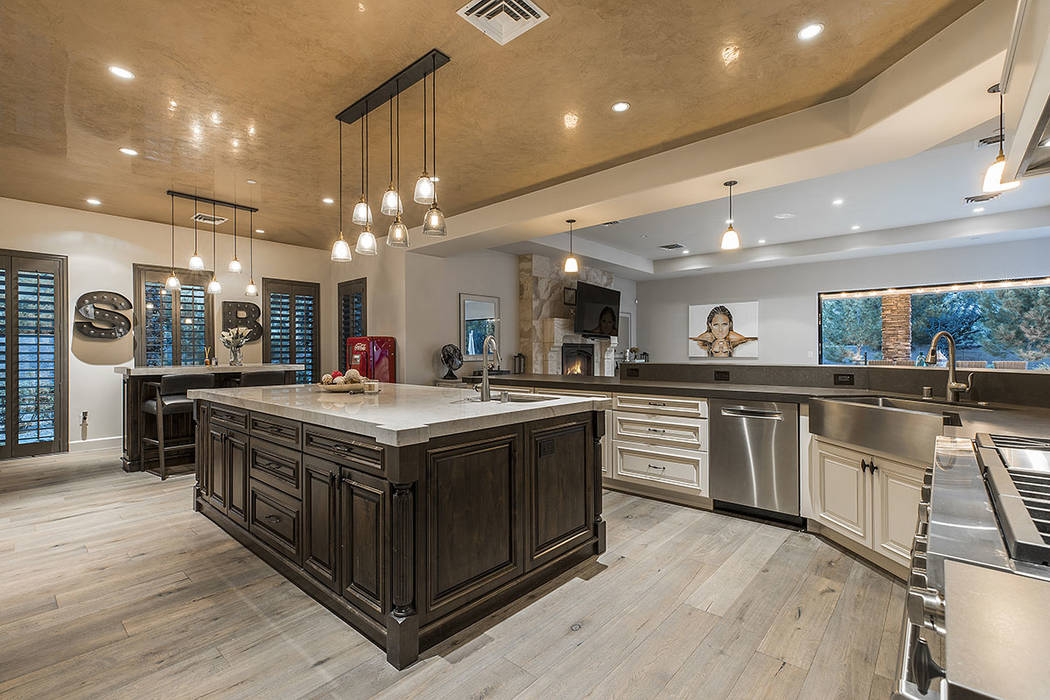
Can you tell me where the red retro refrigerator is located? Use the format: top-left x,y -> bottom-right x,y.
346,336 -> 397,382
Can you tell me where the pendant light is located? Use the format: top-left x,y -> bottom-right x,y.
982,86 -> 1021,193
227,207 -> 242,272
413,69 -> 435,204
206,203 -> 222,294
331,121 -> 353,262
423,60 -> 447,236
188,198 -> 205,270
563,218 -> 579,273
381,93 -> 403,216
720,180 -> 741,250
387,87 -> 409,248
165,194 -> 180,290
352,111 -> 373,225
245,209 -> 258,296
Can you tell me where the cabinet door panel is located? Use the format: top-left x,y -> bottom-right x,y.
303,457 -> 339,592
812,440 -> 871,547
206,427 -> 227,511
227,430 -> 250,527
872,458 -> 924,567
340,469 -> 388,622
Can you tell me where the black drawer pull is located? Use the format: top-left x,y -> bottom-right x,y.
256,455 -> 294,473
647,401 -> 667,407
647,463 -> 667,471
264,514 -> 282,524
257,420 -> 293,435
646,427 -> 667,433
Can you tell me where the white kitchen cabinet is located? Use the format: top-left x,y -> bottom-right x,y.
871,456 -> 924,567
612,412 -> 707,451
613,441 -> 706,495
612,393 -> 708,419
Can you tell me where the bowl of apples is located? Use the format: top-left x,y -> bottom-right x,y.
318,369 -> 366,393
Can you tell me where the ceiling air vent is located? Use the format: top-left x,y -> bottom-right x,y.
964,193 -> 1001,204
977,132 -> 1004,148
659,243 -> 685,250
458,0 -> 549,45
191,212 -> 228,226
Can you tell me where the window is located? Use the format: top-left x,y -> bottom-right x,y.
818,276 -> 1050,368
263,278 -> 320,383
133,265 -> 215,367
0,251 -> 68,459
338,278 -> 367,370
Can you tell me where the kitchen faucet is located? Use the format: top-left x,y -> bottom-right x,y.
925,331 -> 973,402
479,334 -> 502,401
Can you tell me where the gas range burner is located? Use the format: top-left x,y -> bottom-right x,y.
977,434 -> 1050,566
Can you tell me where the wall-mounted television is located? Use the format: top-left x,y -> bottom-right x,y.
574,281 -> 620,337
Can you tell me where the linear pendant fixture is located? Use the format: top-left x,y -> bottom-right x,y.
228,207 -> 242,272
165,194 -> 181,290
720,180 -> 741,250
207,203 -> 221,294
423,57 -> 446,236
563,218 -> 579,273
189,198 -> 205,270
245,209 -> 258,296
332,120 -> 353,262
983,85 -> 1021,193
387,86 -> 409,248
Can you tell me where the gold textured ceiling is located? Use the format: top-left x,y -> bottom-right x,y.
0,0 -> 981,249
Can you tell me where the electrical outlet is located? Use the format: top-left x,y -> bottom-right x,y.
80,411 -> 88,423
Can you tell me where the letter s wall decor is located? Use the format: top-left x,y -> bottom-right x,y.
74,291 -> 132,339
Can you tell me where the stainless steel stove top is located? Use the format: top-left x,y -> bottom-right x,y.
978,433 -> 1050,567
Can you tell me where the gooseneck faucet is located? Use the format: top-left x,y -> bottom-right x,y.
925,331 -> 972,402
479,334 -> 502,401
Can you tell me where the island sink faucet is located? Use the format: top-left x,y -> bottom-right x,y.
925,330 -> 973,402
479,334 -> 502,401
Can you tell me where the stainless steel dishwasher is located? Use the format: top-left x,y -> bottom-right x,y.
709,399 -> 800,519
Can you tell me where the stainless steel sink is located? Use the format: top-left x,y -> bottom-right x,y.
462,392 -> 557,403
837,396 -> 992,412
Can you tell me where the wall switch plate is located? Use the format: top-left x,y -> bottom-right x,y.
833,373 -> 855,386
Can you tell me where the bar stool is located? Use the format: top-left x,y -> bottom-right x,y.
238,370 -> 288,387
141,373 -> 216,479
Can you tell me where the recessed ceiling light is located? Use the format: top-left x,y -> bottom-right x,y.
246,178 -> 257,184
232,138 -> 240,148
611,101 -> 630,113
358,2 -> 366,10
563,112 -> 579,129
119,147 -> 138,156
248,125 -> 256,136
191,122 -> 203,138
210,111 -> 222,125
832,198 -> 844,206
721,46 -> 740,66
773,212 -> 795,220
255,228 -> 264,234
758,239 -> 766,244
108,65 -> 135,79
85,198 -> 101,206
973,206 -> 985,213
322,197 -> 334,205
851,224 -> 861,230
797,23 -> 824,40
168,99 -> 177,111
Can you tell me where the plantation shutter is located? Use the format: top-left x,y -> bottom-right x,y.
133,266 -> 214,367
263,279 -> 320,384
337,278 -> 366,371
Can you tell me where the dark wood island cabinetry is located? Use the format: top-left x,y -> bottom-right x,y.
190,384 -> 607,668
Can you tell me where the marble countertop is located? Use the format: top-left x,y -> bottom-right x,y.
115,363 -> 305,376
188,383 -> 609,446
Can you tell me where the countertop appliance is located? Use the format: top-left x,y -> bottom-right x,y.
709,399 -> 799,520
896,433 -> 1050,699
346,336 -> 396,383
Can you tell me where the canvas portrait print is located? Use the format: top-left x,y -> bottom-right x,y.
688,302 -> 759,358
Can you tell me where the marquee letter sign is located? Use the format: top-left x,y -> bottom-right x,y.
74,291 -> 133,339
222,301 -> 263,342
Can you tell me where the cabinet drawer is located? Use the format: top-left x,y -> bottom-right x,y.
613,412 -> 707,451
211,405 -> 248,430
614,442 -> 705,494
303,424 -> 384,476
249,438 -> 303,498
249,412 -> 302,449
613,393 -> 707,418
249,480 -> 301,562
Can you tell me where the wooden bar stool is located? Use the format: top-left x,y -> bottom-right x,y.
141,373 -> 216,479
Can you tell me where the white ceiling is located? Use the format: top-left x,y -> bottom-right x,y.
565,122 -> 1050,260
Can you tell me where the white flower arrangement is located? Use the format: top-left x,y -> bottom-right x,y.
220,326 -> 251,349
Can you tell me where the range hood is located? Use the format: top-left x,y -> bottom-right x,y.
1002,0 -> 1050,179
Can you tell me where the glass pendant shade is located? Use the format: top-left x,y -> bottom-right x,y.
422,204 -> 446,236
351,198 -> 373,225
331,235 -> 352,262
720,225 -> 740,250
245,279 -> 258,297
563,255 -> 579,274
227,257 -> 242,273
413,172 -> 435,204
982,154 -> 1020,193
165,271 -> 181,290
386,217 -> 409,248
355,226 -> 378,255
380,187 -> 403,216
206,277 -> 222,294
188,253 -> 205,270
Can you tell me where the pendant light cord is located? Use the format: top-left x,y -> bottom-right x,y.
422,70 -> 427,169
432,57 -> 438,204
211,203 -> 217,272
389,95 -> 394,185
999,91 -> 1005,157
193,198 -> 198,252
360,111 -> 365,196
729,183 -> 733,221
395,81 -> 400,200
338,121 -> 343,235
170,194 -> 175,269
233,207 -> 237,258
365,111 -> 369,205
249,210 -> 254,278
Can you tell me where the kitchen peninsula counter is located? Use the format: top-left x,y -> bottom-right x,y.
189,383 -> 608,668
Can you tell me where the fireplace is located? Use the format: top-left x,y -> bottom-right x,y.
561,342 -> 594,376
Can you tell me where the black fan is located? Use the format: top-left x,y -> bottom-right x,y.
440,344 -> 463,380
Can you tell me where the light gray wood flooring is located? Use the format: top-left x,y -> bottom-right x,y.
0,449 -> 903,699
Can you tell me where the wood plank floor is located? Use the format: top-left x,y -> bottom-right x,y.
0,449 -> 904,699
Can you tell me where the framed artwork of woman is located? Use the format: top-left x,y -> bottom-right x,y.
688,302 -> 759,358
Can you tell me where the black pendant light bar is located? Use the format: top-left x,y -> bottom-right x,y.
166,190 -> 259,213
335,49 -> 451,125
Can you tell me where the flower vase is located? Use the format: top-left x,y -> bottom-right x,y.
229,345 -> 243,366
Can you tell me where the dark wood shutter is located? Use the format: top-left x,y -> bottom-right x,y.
337,278 -> 366,371
263,278 -> 320,384
133,265 -> 215,367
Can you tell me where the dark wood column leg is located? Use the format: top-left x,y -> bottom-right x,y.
593,411 -> 607,554
386,482 -> 419,669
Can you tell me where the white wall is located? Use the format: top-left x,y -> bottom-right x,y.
636,237 -> 1050,363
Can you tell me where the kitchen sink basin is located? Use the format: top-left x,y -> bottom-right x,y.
462,392 -> 557,403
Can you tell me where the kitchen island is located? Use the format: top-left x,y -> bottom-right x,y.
187,383 -> 609,668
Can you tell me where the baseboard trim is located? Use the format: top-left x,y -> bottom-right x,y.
69,436 -> 122,453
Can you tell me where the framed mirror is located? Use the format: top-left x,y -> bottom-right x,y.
460,293 -> 500,360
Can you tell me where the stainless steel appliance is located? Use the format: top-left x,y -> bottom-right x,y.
896,434 -> 1050,699
709,399 -> 799,518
